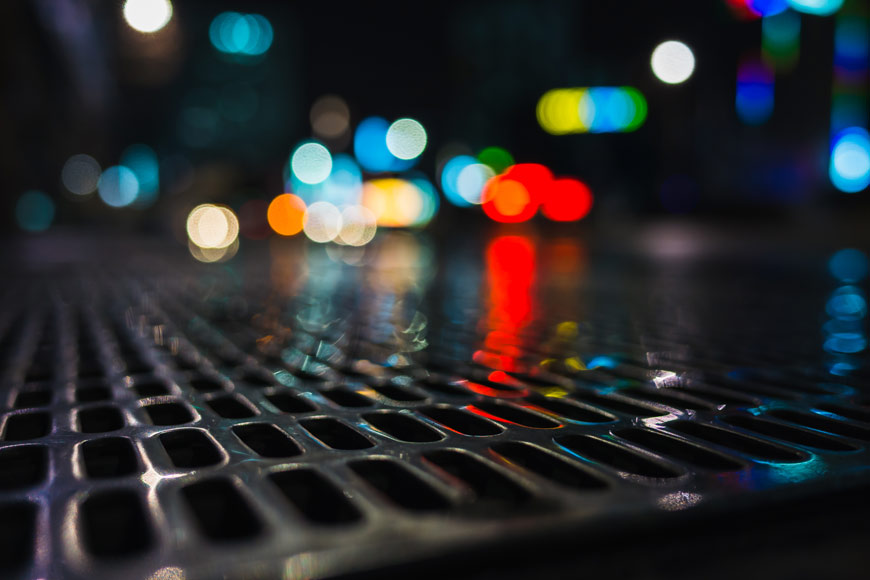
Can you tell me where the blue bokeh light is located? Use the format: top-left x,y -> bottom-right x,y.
736,61 -> 775,125
15,190 -> 55,232
749,0 -> 789,16
354,117 -> 414,173
209,12 -> 273,56
98,166 -> 140,208
830,127 -> 870,193
439,155 -> 477,207
787,0 -> 843,16
121,144 -> 159,208
829,248 -> 869,282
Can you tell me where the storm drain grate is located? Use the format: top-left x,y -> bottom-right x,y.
1,242 -> 870,580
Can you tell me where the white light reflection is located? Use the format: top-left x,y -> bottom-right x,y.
657,491 -> 703,511
651,40 -> 696,84
302,201 -> 342,243
123,0 -> 173,34
386,118 -> 427,160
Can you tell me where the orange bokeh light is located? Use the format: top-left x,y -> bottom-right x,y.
482,176 -> 538,223
542,178 -> 593,222
267,193 -> 306,236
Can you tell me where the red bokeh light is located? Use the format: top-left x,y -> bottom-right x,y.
541,178 -> 593,222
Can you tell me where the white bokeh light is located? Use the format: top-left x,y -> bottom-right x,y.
386,118 -> 427,160
291,142 -> 333,185
651,40 -> 696,84
123,0 -> 173,34
303,201 -> 342,243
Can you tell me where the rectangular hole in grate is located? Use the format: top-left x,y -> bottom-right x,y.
266,392 -> 317,414
418,378 -> 473,398
181,479 -> 262,541
815,403 -> 870,424
766,409 -> 870,442
4,412 -> 51,441
14,389 -> 52,409
470,402 -> 561,428
187,377 -> 224,393
571,392 -> 667,419
232,424 -> 302,458
25,364 -> 54,383
77,406 -> 125,433
489,442 -> 609,490
207,396 -> 257,419
239,371 -> 276,387
0,445 -> 48,490
555,435 -> 684,478
300,418 -> 374,450
666,420 -> 805,462
159,429 -> 223,468
722,414 -> 858,451
320,388 -> 375,408
363,411 -> 444,442
0,502 -> 36,571
81,437 -> 140,478
75,386 -> 112,403
418,406 -> 503,436
368,384 -> 427,402
143,401 -> 194,426
423,450 -> 532,507
614,428 -> 745,471
133,380 -> 170,398
81,489 -> 152,558
77,355 -> 105,379
620,387 -> 718,411
527,396 -> 616,423
671,386 -> 756,407
269,469 -> 362,525
349,459 -> 451,512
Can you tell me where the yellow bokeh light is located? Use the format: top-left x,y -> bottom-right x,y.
186,204 -> 239,249
361,179 -> 424,227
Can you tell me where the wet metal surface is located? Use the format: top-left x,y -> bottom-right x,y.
2,229 -> 870,579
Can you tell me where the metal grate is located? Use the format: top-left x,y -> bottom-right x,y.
1,234 -> 870,579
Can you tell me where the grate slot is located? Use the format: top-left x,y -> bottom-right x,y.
0,502 -> 36,571
187,377 -> 224,393
75,386 -> 112,403
239,371 -> 275,387
613,428 -> 744,471
181,479 -> 262,541
670,385 -> 756,406
571,392 -> 666,418
555,434 -> 683,478
13,389 -> 52,409
207,395 -> 257,419
0,445 -> 48,490
722,414 -> 858,451
81,437 -> 140,478
363,411 -> 444,442
526,396 -> 616,423
269,469 -> 363,525
418,406 -> 503,436
620,387 -> 719,411
666,420 -> 804,461
349,459 -> 451,512
813,403 -> 870,425
470,402 -> 561,428
766,409 -> 870,442
266,392 -> 317,414
232,424 -> 302,458
81,489 -> 153,558
77,406 -> 125,433
132,380 -> 169,398
143,401 -> 194,426
489,441 -> 608,490
300,418 -> 374,450
159,429 -> 224,468
423,450 -> 532,506
3,411 -> 51,441
320,388 -> 375,408
417,378 -> 473,398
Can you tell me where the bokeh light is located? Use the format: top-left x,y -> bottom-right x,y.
482,177 -> 536,223
354,117 -> 413,173
736,58 -> 775,125
477,147 -> 514,173
830,249 -> 869,282
408,176 -> 440,227
209,12 -> 273,56
337,206 -> 377,246
830,127 -> 870,193
361,178 -> 426,227
748,0 -> 789,16
98,166 -> 140,208
385,118 -> 427,160
123,0 -> 173,34
786,0 -> 843,16
537,87 -> 647,135
762,9 -> 801,70
267,193 -> 307,236
189,238 -> 239,263
303,201 -> 342,243
61,154 -> 101,196
456,163 -> 495,205
186,204 -> 240,249
310,95 -> 351,140
440,155 -> 477,206
291,142 -> 333,185
15,191 -> 55,233
121,144 -> 159,208
541,178 -> 593,222
650,41 -> 696,84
